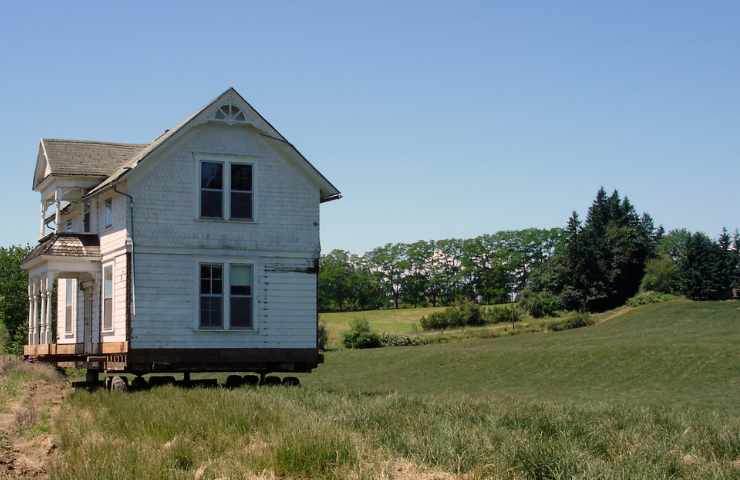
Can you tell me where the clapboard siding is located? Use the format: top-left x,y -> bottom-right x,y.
131,252 -> 316,349
126,122 -> 321,351
127,124 -> 320,254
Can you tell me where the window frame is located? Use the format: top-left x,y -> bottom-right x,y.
102,263 -> 114,333
103,198 -> 113,229
195,154 -> 256,222
194,259 -> 257,332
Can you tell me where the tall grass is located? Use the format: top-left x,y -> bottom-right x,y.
51,387 -> 739,479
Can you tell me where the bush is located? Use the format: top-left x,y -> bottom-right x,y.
550,312 -> 594,331
640,255 -> 681,294
485,304 -> 524,325
419,302 -> 487,331
626,291 -> 680,307
342,318 -> 382,349
518,290 -> 562,318
378,333 -> 425,347
317,322 -> 328,351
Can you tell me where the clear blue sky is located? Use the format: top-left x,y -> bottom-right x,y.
1,2 -> 738,253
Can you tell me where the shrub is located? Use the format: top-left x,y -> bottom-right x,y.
378,333 -> 422,347
550,312 -> 594,331
626,291 -> 680,307
419,302 -> 487,331
640,255 -> 681,294
342,318 -> 382,349
317,322 -> 328,351
485,304 -> 524,325
518,290 -> 562,318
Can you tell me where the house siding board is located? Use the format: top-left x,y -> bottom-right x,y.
131,252 -> 316,349
128,124 -> 320,254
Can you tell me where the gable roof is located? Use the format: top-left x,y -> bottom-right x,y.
35,139 -> 148,188
85,87 -> 342,202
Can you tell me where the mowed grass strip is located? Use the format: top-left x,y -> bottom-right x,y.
52,387 -> 739,479
307,301 -> 740,412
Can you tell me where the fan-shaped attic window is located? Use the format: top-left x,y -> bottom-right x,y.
215,104 -> 247,122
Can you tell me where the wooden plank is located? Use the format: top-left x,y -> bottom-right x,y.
101,341 -> 128,354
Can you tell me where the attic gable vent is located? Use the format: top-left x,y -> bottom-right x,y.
215,104 -> 247,122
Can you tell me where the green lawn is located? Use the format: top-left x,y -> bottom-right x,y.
310,300 -> 740,412
47,300 -> 740,478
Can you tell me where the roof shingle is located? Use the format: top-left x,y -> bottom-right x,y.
42,139 -> 148,178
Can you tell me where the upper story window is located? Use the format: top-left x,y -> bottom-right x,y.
104,199 -> 112,228
199,159 -> 253,221
83,202 -> 91,233
214,104 -> 247,122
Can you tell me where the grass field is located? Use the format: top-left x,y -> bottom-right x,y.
42,299 -> 740,479
319,306 -> 448,346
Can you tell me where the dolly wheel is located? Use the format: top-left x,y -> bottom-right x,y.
282,377 -> 300,387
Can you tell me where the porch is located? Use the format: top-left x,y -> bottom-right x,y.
21,233 -> 112,360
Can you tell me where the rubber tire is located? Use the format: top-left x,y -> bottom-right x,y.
282,376 -> 300,387
225,375 -> 244,389
261,376 -> 281,386
149,376 -> 176,387
243,375 -> 260,387
131,376 -> 149,390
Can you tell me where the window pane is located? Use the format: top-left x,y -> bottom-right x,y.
230,265 -> 253,294
66,279 -> 74,305
104,267 -> 112,297
200,191 -> 223,218
230,192 -> 252,219
65,306 -> 72,333
103,298 -> 112,330
231,164 -> 252,191
201,162 -> 223,189
200,296 -> 223,328
230,296 -> 252,328
104,199 -> 112,227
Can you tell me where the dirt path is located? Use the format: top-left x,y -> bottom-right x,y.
0,363 -> 68,479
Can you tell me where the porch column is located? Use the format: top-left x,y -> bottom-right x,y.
39,280 -> 47,344
27,282 -> 33,345
39,200 -> 45,238
45,274 -> 55,344
54,189 -> 62,232
32,279 -> 39,344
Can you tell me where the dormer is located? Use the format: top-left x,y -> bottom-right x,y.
33,139 -> 148,237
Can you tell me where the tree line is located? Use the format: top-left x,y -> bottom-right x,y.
320,188 -> 739,313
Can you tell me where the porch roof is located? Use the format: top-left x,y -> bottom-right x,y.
22,233 -> 101,268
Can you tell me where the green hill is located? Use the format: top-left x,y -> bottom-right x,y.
310,300 -> 740,412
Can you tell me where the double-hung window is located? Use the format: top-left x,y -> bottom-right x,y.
64,279 -> 74,335
198,262 -> 254,329
199,158 -> 253,221
199,263 -> 224,328
200,162 -> 224,218
104,199 -> 113,228
103,265 -> 113,331
230,264 -> 253,329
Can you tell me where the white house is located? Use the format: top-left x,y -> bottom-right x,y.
22,88 -> 340,383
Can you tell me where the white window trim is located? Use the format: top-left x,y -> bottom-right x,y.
101,262 -> 114,334
194,153 -> 257,223
193,258 -> 258,333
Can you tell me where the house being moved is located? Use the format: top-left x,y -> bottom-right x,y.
22,88 -> 341,386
